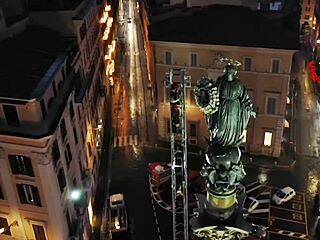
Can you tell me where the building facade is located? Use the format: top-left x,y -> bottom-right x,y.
300,0 -> 318,39
0,0 -> 110,239
152,41 -> 295,157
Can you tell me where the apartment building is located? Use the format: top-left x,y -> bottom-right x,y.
300,0 -> 318,36
149,5 -> 298,157
0,0 -> 109,239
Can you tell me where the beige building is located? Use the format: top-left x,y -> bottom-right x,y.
149,5 -> 298,157
300,0 -> 317,32
0,0 -> 109,239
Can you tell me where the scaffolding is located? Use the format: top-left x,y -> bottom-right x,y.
165,68 -> 190,240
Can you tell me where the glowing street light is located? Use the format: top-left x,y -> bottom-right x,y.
0,228 -> 5,234
69,189 -> 82,201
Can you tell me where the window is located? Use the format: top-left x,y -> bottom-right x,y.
271,59 -> 280,73
167,119 -> 171,134
9,155 -> 34,177
266,97 -> 277,115
3,105 -> 20,126
52,140 -> 60,167
190,53 -> 197,66
269,2 -> 282,11
165,51 -> 172,65
64,144 -> 72,168
77,106 -> 81,120
305,15 -> 310,20
69,102 -> 75,119
32,224 -> 47,240
0,217 -> 10,235
57,168 -> 67,193
61,67 -> 66,82
58,81 -> 63,90
0,184 -> 3,199
190,123 -> 197,137
47,97 -> 54,108
263,131 -> 273,146
60,118 -> 67,140
244,57 -> 252,71
305,7 -> 311,11
52,81 -> 57,97
73,127 -> 78,144
66,210 -> 74,236
17,184 -> 41,206
189,90 -> 195,104
40,100 -> 47,119
165,87 -> 170,103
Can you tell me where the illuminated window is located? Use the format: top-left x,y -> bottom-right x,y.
263,131 -> 273,146
165,51 -> 172,65
305,15 -> 310,20
190,53 -> 197,66
242,130 -> 247,143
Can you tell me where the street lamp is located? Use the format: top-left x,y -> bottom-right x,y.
69,189 -> 82,201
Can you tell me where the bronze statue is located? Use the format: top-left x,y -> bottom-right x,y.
195,63 -> 256,147
194,59 -> 256,219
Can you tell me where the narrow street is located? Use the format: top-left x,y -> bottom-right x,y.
108,0 -> 162,239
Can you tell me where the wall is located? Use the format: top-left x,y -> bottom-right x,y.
186,0 -> 258,9
153,41 -> 295,157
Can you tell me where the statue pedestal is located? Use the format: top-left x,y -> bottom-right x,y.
205,191 -> 237,221
190,185 -> 266,239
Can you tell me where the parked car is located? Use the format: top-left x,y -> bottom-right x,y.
109,193 -> 128,233
148,162 -> 171,186
244,197 -> 259,213
272,187 -> 296,205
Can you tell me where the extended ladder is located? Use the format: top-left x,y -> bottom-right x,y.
165,68 -> 190,240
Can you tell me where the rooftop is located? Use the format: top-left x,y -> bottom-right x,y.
28,0 -> 84,11
150,5 -> 300,50
0,26 -> 72,100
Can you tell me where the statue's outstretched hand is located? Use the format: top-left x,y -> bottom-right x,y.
250,111 -> 257,118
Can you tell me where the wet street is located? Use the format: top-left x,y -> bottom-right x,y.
108,0 -> 160,239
